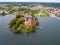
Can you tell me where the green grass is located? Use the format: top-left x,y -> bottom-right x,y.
37,11 -> 49,17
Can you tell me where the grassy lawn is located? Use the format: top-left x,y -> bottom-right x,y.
37,12 -> 49,16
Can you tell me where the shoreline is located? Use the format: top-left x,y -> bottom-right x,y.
50,14 -> 60,19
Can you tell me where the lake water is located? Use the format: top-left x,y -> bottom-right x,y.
0,15 -> 60,45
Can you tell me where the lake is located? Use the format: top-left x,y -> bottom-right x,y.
0,15 -> 60,45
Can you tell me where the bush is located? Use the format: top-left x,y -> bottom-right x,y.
17,27 -> 21,31
2,12 -> 6,15
16,15 -> 21,18
25,26 -> 33,32
12,30 -> 20,34
19,17 -> 24,22
11,24 -> 19,29
36,20 -> 39,26
16,19 -> 20,24
9,18 -> 17,27
19,24 -> 24,28
16,18 -> 24,25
